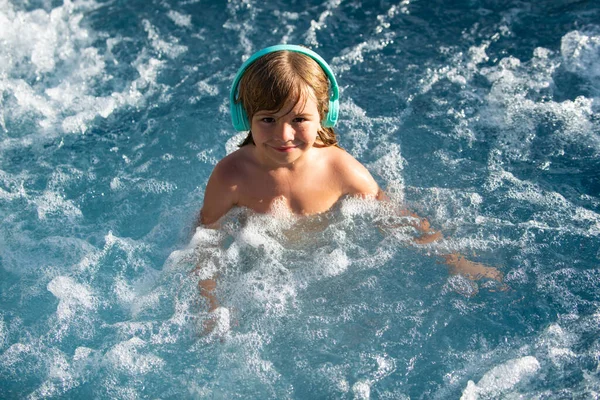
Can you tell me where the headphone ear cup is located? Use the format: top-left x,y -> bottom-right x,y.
239,105 -> 250,131
323,99 -> 339,128
231,103 -> 251,131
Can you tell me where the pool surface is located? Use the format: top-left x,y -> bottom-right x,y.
1,0 -> 599,398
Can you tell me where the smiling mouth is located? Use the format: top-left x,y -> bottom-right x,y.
271,145 -> 298,153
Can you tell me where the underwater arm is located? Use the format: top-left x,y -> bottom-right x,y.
411,213 -> 502,281
192,162 -> 238,332
394,208 -> 445,244
338,153 -> 502,281
190,233 -> 225,334
198,277 -> 219,310
441,254 -> 503,281
378,197 -> 503,282
189,231 -> 220,312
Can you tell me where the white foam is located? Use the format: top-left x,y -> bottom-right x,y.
222,0 -> 257,59
561,29 -> 600,79
241,266 -> 298,316
164,226 -> 224,279
130,291 -> 162,319
1,342 -> 32,368
537,323 -> 578,367
352,380 -> 371,399
196,80 -> 219,96
234,209 -> 292,253
110,177 -> 124,191
166,10 -> 192,28
225,131 -> 248,155
34,191 -> 83,220
445,275 -> 479,298
0,169 -> 27,200
196,148 -> 218,164
0,2 -> 92,76
0,318 -> 5,350
0,0 -> 176,136
73,346 -> 93,361
460,356 -> 540,399
47,167 -> 88,191
368,143 -> 405,202
47,276 -> 96,320
28,350 -> 78,400
418,37 -> 493,95
0,1 -> 97,132
337,99 -> 372,157
142,19 -> 187,59
318,248 -> 350,277
331,39 -> 392,74
211,331 -> 282,389
372,353 -> 396,381
138,178 -> 176,194
338,195 -> 381,218
104,337 -> 165,374
114,275 -> 136,305
304,0 -> 342,47
204,306 -> 231,339
484,163 -> 600,236
103,231 -> 152,271
479,40 -> 598,160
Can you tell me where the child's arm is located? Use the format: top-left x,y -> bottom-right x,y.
381,202 -> 503,282
197,274 -> 222,335
193,161 -> 238,334
442,254 -> 504,281
191,238 -> 225,335
375,190 -> 444,244
336,153 -> 502,283
199,160 -> 238,227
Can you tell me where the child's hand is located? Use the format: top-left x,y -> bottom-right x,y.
414,229 -> 443,244
400,211 -> 444,244
442,253 -> 504,282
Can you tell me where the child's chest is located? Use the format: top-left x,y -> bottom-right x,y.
237,169 -> 343,215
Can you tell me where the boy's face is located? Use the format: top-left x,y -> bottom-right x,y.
250,92 -> 321,167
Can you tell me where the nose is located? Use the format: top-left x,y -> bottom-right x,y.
276,122 -> 295,142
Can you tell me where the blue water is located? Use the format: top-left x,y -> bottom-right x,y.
1,0 -> 599,398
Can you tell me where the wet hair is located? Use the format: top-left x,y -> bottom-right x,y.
236,50 -> 340,148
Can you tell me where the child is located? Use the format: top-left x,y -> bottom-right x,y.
197,45 -> 502,323
200,45 -> 383,227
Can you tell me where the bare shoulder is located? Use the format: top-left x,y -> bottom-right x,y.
210,147 -> 252,182
200,147 -> 253,226
324,146 -> 380,197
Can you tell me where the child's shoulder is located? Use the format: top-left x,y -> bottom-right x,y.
322,146 -> 370,175
319,146 -> 379,197
211,146 -> 255,180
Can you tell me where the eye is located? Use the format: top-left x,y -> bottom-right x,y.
261,117 -> 275,123
293,117 -> 307,123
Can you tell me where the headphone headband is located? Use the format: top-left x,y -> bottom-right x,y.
230,44 -> 340,132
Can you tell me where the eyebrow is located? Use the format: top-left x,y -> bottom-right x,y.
254,112 -> 314,121
255,109 -> 308,117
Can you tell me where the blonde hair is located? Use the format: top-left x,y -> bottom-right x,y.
236,50 -> 340,148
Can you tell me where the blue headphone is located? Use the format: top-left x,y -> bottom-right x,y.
230,44 -> 340,132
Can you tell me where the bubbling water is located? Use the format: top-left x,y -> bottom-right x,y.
1,0 -> 600,398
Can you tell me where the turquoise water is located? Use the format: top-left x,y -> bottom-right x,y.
1,0 -> 599,398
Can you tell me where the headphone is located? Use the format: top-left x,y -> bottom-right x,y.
229,44 -> 340,132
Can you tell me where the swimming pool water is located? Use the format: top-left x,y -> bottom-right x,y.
1,0 -> 599,398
